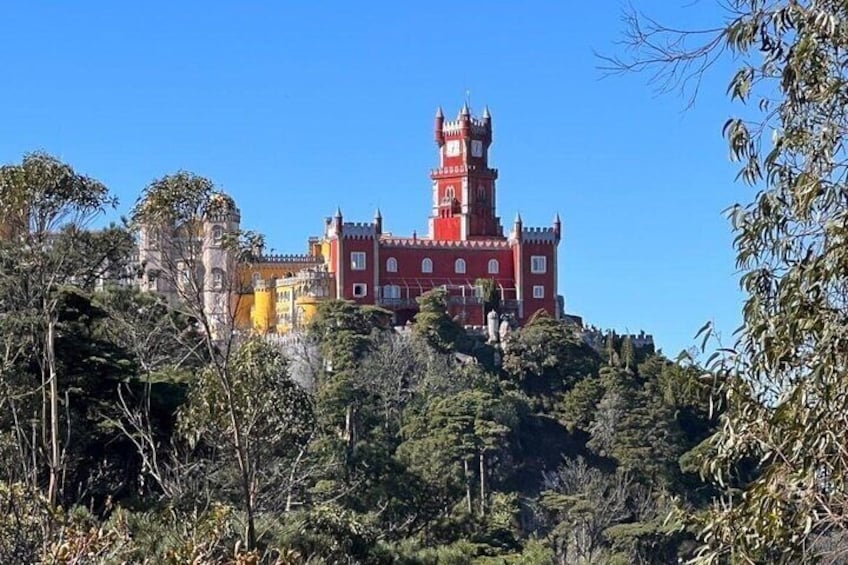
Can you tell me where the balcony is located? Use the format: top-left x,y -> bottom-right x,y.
447,295 -> 482,306
376,297 -> 419,309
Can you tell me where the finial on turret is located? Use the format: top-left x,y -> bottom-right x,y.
460,101 -> 470,117
554,212 -> 561,224
515,212 -> 523,224
375,208 -> 382,219
553,212 -> 561,238
335,206 -> 343,219
482,105 -> 491,119
435,106 -> 444,119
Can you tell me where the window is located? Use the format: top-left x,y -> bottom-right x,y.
353,283 -> 367,297
383,285 -> 401,299
533,285 -> 545,299
351,252 -> 366,271
531,255 -> 547,274
177,262 -> 189,284
386,257 -> 398,273
252,272 -> 262,288
445,186 -> 455,200
487,259 -> 499,275
471,140 -> 483,157
212,225 -> 223,244
422,258 -> 433,273
211,269 -> 224,290
147,231 -> 160,250
455,258 -> 466,274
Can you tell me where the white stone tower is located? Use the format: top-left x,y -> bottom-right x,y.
202,193 -> 241,335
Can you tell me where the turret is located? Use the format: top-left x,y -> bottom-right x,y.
333,207 -> 343,234
459,102 -> 471,136
482,105 -> 493,141
553,212 -> 561,239
374,208 -> 382,235
434,107 -> 445,146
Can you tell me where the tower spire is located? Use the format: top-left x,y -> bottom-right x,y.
374,208 -> 382,234
435,106 -> 445,146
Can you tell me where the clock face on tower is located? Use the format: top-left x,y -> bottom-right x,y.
446,140 -> 461,157
471,140 -> 483,157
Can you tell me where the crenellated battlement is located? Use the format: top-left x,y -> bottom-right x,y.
341,222 -> 377,239
274,268 -> 332,286
581,327 -> 656,353
508,226 -> 559,244
258,254 -> 323,264
380,237 -> 510,249
206,211 -> 241,223
442,119 -> 488,136
430,164 -> 498,178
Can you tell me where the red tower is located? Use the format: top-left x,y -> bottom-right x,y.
430,104 -> 502,241
321,103 -> 563,326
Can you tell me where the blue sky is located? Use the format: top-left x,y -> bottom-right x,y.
0,1 -> 746,356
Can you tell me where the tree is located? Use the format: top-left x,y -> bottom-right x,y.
539,456 -> 633,564
413,288 -> 464,353
93,287 -> 206,499
502,314 -> 601,403
606,2 -> 848,560
399,389 -> 524,519
179,339 -> 314,527
620,336 -> 635,372
131,172 -> 267,548
475,278 -> 501,315
0,152 -> 120,508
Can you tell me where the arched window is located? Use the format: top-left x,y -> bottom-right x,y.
147,230 -> 160,250
421,258 -> 433,273
212,225 -> 224,244
211,268 -> 224,290
252,272 -> 262,288
177,262 -> 189,284
487,259 -> 499,275
455,258 -> 466,274
386,257 -> 398,273
445,186 -> 455,200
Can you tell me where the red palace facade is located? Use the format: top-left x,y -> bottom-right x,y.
323,103 -> 561,326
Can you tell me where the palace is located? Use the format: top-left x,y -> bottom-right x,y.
137,103 -> 563,334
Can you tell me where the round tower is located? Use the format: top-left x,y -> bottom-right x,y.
202,192 -> 241,334
434,107 -> 445,147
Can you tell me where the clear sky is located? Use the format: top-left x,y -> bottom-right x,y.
0,1 -> 747,356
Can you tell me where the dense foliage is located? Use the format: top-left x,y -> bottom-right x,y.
604,0 -> 848,561
0,155 -> 722,562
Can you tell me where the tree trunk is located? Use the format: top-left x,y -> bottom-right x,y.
479,451 -> 486,517
464,458 -> 473,514
231,419 -> 256,550
217,366 -> 256,551
345,404 -> 357,458
46,317 -> 60,507
285,441 -> 310,513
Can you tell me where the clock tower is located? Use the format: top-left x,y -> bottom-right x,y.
429,103 -> 502,241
